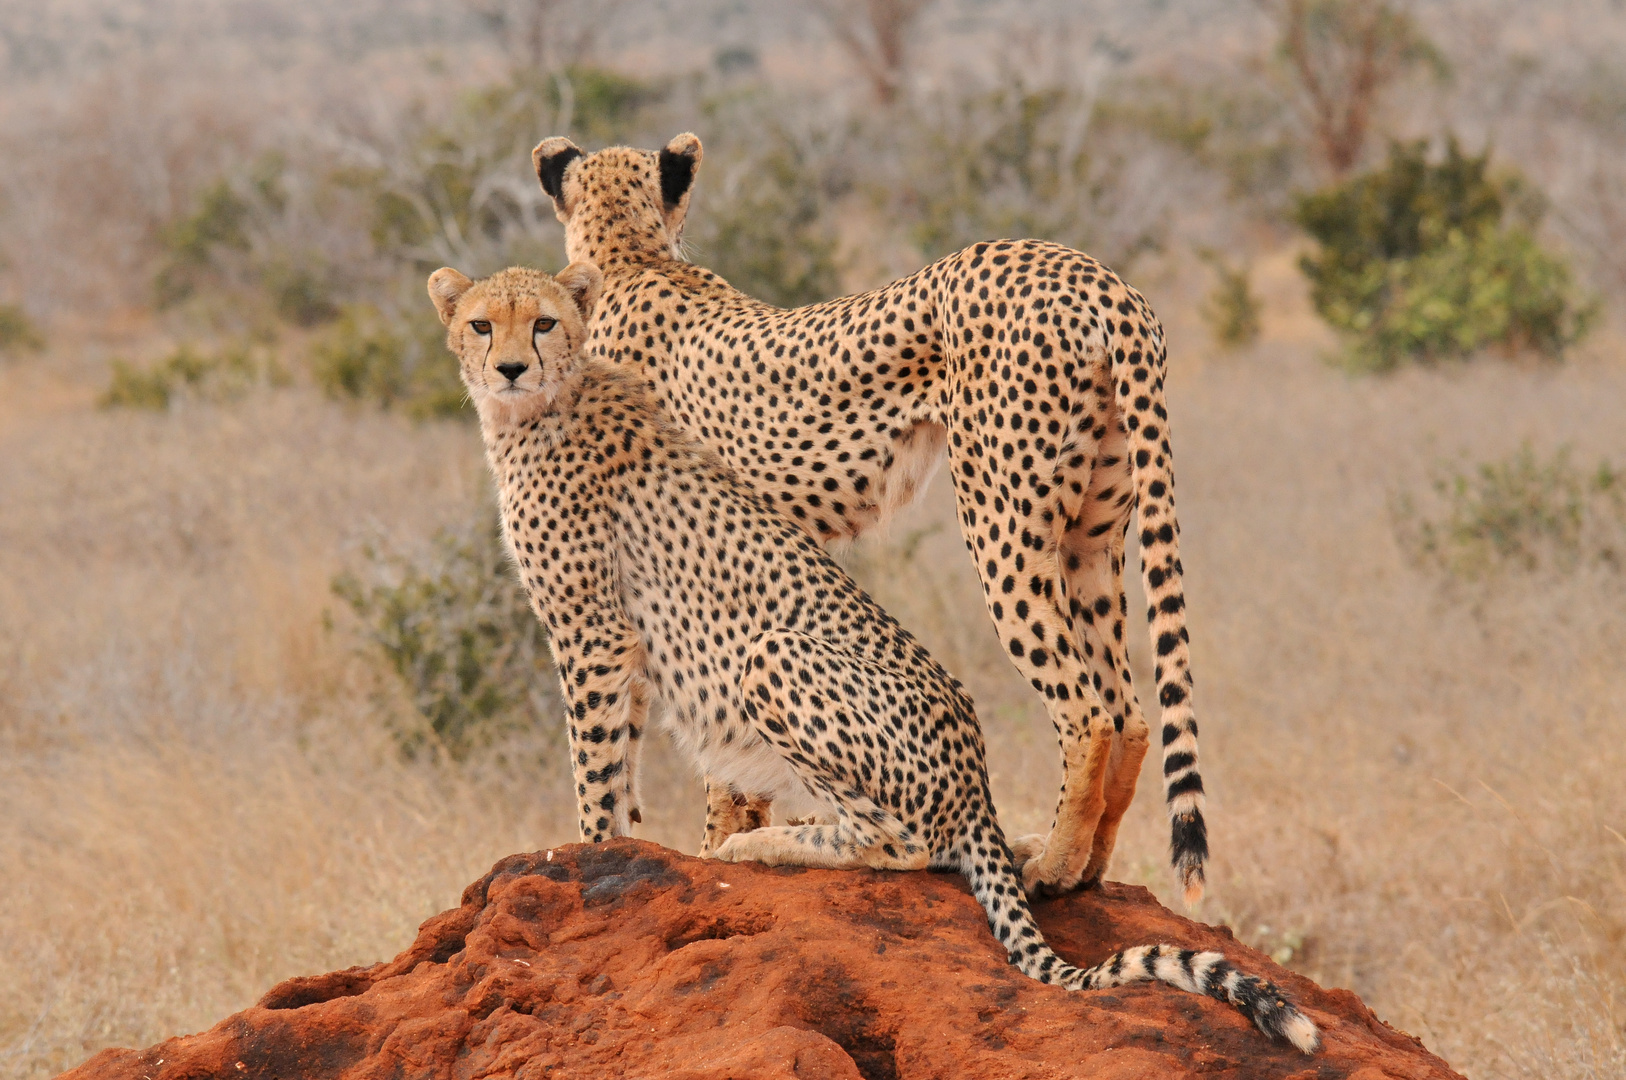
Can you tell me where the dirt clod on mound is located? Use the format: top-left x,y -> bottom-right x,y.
63,839 -> 1462,1080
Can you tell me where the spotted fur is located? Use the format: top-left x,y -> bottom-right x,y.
428,264 -> 1318,1053
530,132 -> 1208,901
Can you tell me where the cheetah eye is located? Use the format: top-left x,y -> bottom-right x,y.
534,318 -> 557,334
469,320 -> 491,335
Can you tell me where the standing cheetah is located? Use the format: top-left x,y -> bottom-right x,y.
426,262 -> 1318,1053
531,133 -> 1208,902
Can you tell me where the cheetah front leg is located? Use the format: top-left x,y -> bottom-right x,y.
697,778 -> 773,857
618,677 -> 651,827
553,616 -> 649,843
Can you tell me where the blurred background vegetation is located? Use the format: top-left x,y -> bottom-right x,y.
1,1 -> 1624,1078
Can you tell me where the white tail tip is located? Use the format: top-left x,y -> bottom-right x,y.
1280,1011 -> 1321,1054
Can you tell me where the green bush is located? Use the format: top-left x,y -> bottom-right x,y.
264,262 -> 340,327
1296,140 -> 1593,370
691,127 -> 841,307
1396,444 -> 1625,577
0,304 -> 44,354
896,81 -> 1096,260
1197,249 -> 1262,348
153,157 -> 341,328
99,344 -> 287,410
353,66 -> 664,274
332,518 -> 559,761
154,181 -> 254,309
309,304 -> 466,419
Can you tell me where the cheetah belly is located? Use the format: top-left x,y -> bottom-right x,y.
677,720 -> 830,817
617,584 -> 835,816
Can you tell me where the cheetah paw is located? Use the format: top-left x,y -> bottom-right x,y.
712,833 -> 757,864
1010,834 -> 1095,897
1009,833 -> 1049,894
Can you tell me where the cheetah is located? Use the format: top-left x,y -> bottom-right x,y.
530,132 -> 1208,902
426,261 -> 1318,1053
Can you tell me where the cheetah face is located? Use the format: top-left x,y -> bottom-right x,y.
426,262 -> 602,421
532,133 -> 702,262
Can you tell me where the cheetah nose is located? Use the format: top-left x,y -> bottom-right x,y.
495,362 -> 528,383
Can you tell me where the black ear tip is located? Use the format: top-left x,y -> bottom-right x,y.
657,145 -> 699,209
535,144 -> 584,200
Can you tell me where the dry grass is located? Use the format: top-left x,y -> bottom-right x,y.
2,290 -> 1624,1080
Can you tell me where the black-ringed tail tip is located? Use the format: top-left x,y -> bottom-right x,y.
1172,807 -> 1209,908
1056,943 -> 1321,1054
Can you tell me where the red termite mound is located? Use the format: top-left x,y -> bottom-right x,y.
64,839 -> 1462,1080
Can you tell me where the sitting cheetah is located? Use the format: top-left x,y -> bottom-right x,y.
529,133 -> 1207,902
425,261 -> 1319,1053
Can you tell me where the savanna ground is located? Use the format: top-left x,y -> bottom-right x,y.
1,2 -> 1624,1078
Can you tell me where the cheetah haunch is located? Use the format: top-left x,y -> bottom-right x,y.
532,132 -> 1209,903
426,263 -> 1317,1052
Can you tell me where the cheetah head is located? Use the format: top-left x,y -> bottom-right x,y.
426,262 -> 602,423
531,132 -> 702,263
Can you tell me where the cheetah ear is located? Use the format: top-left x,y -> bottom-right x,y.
427,268 -> 474,326
533,136 -> 584,213
554,261 -> 603,320
657,133 -> 702,240
657,132 -> 703,209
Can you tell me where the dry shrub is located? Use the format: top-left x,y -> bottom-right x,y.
99,343 -> 288,411
1198,248 -> 1264,348
0,62 -> 265,317
0,306 -> 44,356
1395,443 -> 1626,577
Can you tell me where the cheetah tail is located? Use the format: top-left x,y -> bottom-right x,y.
1110,306 -> 1207,905
956,811 -> 1318,1053
1070,944 -> 1320,1054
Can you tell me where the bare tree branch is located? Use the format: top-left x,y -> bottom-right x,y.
810,0 -> 935,105
464,0 -> 623,74
1265,0 -> 1444,177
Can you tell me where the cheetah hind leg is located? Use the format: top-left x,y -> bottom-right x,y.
721,629 -> 935,873
1078,682 -> 1150,889
1062,533 -> 1152,891
698,778 -> 774,857
1010,706 -> 1115,896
